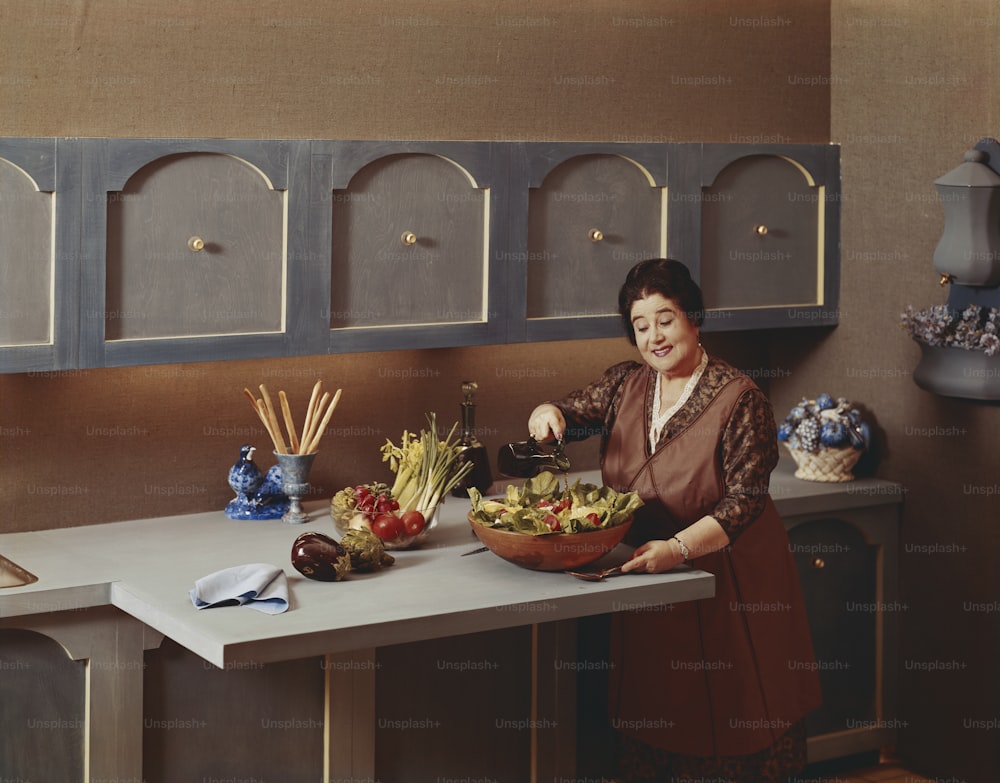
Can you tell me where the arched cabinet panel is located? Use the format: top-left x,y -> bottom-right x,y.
695,144 -> 840,331
527,154 -> 663,318
80,138 -> 308,367
510,143 -> 668,342
311,140 -> 508,354
0,628 -> 86,781
0,138 -> 79,373
105,152 -> 285,340
330,154 -> 486,328
786,517 -> 878,738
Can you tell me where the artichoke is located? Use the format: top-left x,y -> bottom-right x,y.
340,528 -> 395,572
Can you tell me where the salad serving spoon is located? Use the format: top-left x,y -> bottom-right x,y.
564,565 -> 624,581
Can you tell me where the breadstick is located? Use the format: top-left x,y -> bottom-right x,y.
258,384 -> 288,454
304,388 -> 342,454
243,387 -> 261,415
302,391 -> 330,453
278,390 -> 301,454
301,380 -> 323,448
255,399 -> 278,448
245,388 -> 274,434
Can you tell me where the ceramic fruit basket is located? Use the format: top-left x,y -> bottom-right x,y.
466,471 -> 643,571
777,394 -> 870,482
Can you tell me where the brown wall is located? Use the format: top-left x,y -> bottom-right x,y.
0,0 -> 827,527
769,3 -> 999,781
2,1 -> 998,781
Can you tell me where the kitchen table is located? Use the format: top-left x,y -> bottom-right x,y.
0,485 -> 715,782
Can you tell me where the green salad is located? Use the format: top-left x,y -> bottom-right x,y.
468,471 -> 643,536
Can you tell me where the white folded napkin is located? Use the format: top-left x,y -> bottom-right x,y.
190,563 -> 289,615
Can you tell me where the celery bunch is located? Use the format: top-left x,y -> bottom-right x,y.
380,412 -> 474,517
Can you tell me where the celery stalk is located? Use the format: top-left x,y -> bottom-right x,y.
381,413 -> 475,517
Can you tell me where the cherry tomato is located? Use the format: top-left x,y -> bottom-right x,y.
544,514 -> 561,532
586,513 -> 603,526
371,513 -> 403,542
399,510 -> 426,537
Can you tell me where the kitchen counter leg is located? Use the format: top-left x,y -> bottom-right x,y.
325,647 -> 377,781
533,619 -> 578,781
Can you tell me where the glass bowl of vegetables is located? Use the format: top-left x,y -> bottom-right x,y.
466,472 -> 643,571
330,483 -> 438,550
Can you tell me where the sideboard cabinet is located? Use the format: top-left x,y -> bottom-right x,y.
0,138 -> 840,372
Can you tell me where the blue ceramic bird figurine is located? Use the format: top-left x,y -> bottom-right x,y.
225,444 -> 264,519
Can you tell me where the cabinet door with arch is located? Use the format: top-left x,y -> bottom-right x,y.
684,144 -> 840,331
0,138 -> 80,373
508,143 -> 668,343
309,141 -> 508,355
79,139 -> 311,367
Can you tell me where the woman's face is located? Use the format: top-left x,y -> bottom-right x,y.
629,292 -> 701,379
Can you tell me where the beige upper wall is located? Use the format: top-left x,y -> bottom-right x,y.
1,0 -> 829,142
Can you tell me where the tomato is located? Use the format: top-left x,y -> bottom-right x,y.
586,513 -> 603,527
399,510 -> 426,537
371,513 -> 403,542
544,514 -> 561,532
552,499 -> 571,514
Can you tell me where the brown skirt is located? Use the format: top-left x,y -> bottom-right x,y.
617,719 -> 808,783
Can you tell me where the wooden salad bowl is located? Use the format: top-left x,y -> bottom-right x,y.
467,512 -> 632,571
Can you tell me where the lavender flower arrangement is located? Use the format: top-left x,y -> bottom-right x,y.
900,304 -> 1000,356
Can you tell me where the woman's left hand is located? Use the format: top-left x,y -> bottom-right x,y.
620,539 -> 685,574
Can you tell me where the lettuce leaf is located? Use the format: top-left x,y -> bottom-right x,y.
467,471 -> 643,536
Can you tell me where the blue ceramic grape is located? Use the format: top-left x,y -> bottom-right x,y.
777,421 -> 795,442
796,418 -> 821,452
816,393 -> 836,410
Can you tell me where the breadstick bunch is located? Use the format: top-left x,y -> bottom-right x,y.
243,381 -> 342,455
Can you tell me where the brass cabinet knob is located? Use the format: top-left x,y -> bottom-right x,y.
401,231 -> 418,246
754,224 -> 769,237
811,556 -> 825,569
588,228 -> 604,242
187,236 -> 205,252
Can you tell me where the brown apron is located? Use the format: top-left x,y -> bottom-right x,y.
603,367 -> 822,758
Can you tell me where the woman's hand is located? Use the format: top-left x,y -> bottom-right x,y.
620,539 -> 685,574
622,517 -> 730,573
527,403 -> 566,443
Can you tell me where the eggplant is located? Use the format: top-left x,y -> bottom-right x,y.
290,531 -> 352,582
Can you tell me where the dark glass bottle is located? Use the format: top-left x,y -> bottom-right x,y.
451,381 -> 493,497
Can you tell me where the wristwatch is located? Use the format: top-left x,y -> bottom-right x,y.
672,535 -> 690,562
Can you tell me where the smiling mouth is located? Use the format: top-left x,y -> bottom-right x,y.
652,346 -> 672,357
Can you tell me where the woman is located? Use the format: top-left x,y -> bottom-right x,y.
528,259 -> 821,782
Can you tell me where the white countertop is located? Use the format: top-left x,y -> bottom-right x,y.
0,493 -> 715,667
0,462 -> 902,668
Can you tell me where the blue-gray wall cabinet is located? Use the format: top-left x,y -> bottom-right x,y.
0,138 -> 841,372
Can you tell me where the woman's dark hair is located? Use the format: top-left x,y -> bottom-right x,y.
618,258 -> 705,344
